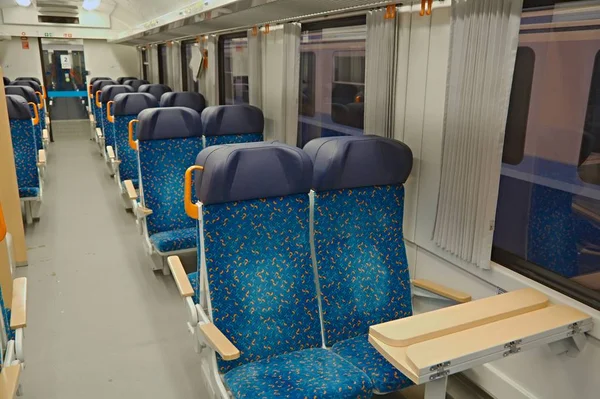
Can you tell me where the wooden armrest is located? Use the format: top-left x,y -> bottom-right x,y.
124,180 -> 138,200
0,365 -> 21,399
45,116 -> 50,125
199,323 -> 240,361
96,127 -> 103,138
370,288 -> 549,347
106,146 -> 116,160
10,277 -> 27,329
37,149 -> 46,166
42,128 -> 49,140
138,205 -> 153,217
412,279 -> 471,303
89,114 -> 95,123
167,256 -> 194,298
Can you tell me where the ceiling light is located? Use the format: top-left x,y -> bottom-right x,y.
15,0 -> 31,7
82,0 -> 101,11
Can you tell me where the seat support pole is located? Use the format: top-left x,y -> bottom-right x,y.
424,376 -> 448,399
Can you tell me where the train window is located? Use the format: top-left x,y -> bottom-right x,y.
503,46 -> 535,166
218,32 -> 249,105
492,3 -> 600,310
158,44 -> 168,85
142,47 -> 149,81
580,51 -> 600,185
298,16 -> 367,148
182,40 -> 199,92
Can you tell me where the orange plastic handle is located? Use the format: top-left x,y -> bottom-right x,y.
88,84 -> 93,99
36,92 -> 44,109
96,90 -> 102,107
0,202 -> 6,242
42,85 -> 47,99
128,119 -> 139,150
28,102 -> 39,125
185,165 -> 204,219
107,101 -> 115,123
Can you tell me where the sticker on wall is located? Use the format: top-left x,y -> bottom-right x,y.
60,54 -> 72,70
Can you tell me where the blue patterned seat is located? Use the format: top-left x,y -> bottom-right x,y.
304,136 -> 414,395
7,95 -> 41,200
112,93 -> 158,187
91,79 -> 118,132
138,83 -> 172,102
5,85 -> 43,151
137,107 -> 203,255
89,77 -> 111,124
201,105 -> 264,147
160,91 -> 206,114
100,85 -> 134,152
191,142 -> 373,398
124,79 -> 150,91
10,80 -> 47,131
0,283 -> 14,343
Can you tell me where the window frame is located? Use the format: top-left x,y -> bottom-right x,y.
218,31 -> 248,106
299,51 -> 316,117
157,43 -> 167,85
181,39 -> 199,92
141,47 -> 149,81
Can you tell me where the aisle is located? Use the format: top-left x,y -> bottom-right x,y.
16,134 -> 207,398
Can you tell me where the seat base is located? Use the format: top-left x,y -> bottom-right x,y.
224,348 -> 373,399
149,227 -> 197,254
332,335 -> 413,395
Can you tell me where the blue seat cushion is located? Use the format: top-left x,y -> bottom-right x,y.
149,228 -> 196,253
224,348 -> 373,399
332,334 -> 412,394
188,271 -> 199,304
19,187 -> 39,199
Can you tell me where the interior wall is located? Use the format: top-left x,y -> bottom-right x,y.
261,26 -> 284,142
0,38 -> 44,82
404,2 -> 600,399
83,40 -> 139,79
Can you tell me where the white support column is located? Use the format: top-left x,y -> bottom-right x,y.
424,376 -> 448,399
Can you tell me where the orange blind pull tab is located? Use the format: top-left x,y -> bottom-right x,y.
385,5 -> 396,19
252,26 -> 259,36
427,0 -> 433,15
420,0 -> 426,16
264,24 -> 270,34
203,49 -> 209,69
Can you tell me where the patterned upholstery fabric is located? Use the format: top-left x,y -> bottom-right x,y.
204,133 -> 263,147
0,284 -> 14,342
203,195 -> 321,373
224,348 -> 373,399
149,227 -> 197,254
93,104 -> 102,131
28,103 -> 43,150
313,185 -> 412,345
114,116 -> 140,184
138,139 -> 204,246
332,335 -> 412,394
10,119 -> 40,199
100,104 -> 115,149
187,271 -> 199,305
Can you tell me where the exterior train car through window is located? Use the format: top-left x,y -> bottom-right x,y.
493,1 -> 600,309
298,17 -> 367,147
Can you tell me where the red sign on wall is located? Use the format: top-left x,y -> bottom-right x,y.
21,36 -> 29,50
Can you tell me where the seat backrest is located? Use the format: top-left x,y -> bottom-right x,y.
137,107 -> 203,237
159,92 -> 206,114
194,142 -> 318,372
3,77 -> 10,86
124,79 -> 149,91
10,80 -> 42,94
139,84 -> 172,102
15,77 -> 41,85
6,95 -> 39,197
91,79 -> 118,130
304,135 -> 413,346
90,77 -> 111,84
99,85 -> 135,148
112,93 -> 159,182
201,105 -> 264,147
11,81 -> 46,130
117,76 -> 137,85
5,86 -> 43,150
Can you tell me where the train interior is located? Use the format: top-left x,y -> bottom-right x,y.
0,0 -> 599,398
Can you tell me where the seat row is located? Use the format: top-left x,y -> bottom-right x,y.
167,137 -> 418,398
4,76 -> 51,224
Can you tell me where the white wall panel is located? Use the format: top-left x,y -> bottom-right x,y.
0,38 -> 43,82
83,40 -> 138,79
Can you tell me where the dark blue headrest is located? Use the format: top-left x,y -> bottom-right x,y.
139,84 -> 172,101
92,79 -> 118,95
10,80 -> 42,93
114,93 -> 159,116
15,77 -> 41,85
124,79 -> 150,91
6,95 -> 33,120
90,77 -> 111,84
304,136 -> 413,192
117,77 -> 137,85
5,86 -> 37,103
136,107 -> 202,141
100,85 -> 134,103
3,77 -> 10,85
201,105 -> 264,136
195,142 -> 313,205
160,92 -> 206,113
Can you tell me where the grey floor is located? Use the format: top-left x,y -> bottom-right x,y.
16,131 -> 209,398
14,130 -> 488,399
